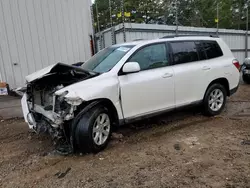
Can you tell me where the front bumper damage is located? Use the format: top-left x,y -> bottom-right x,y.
21,92 -> 83,155
22,93 -> 80,131
20,63 -> 98,154
21,94 -> 34,129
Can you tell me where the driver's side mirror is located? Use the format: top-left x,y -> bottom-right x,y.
122,62 -> 140,73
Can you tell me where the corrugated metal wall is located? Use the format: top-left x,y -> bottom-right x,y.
0,0 -> 93,88
98,23 -> 248,64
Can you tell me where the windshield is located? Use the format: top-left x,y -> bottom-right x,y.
82,45 -> 134,73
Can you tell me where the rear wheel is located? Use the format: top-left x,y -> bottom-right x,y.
203,83 -> 227,116
73,105 -> 112,153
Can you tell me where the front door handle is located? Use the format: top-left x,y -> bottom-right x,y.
202,66 -> 211,70
162,73 -> 173,78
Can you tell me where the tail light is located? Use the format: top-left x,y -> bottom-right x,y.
233,59 -> 240,71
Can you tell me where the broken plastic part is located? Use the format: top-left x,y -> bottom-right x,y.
64,106 -> 75,120
34,104 -> 63,126
65,97 -> 83,106
58,91 -> 69,101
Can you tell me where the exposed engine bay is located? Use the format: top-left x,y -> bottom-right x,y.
25,63 -> 98,151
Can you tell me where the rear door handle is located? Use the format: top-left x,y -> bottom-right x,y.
202,66 -> 211,70
162,73 -> 173,78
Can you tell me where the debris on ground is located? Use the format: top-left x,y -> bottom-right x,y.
182,136 -> 200,148
241,140 -> 250,145
55,144 -> 73,156
174,143 -> 181,150
54,168 -> 71,179
112,132 -> 124,139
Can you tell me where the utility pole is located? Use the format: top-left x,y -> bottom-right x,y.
95,2 -> 101,35
109,0 -> 115,45
175,0 -> 178,36
109,0 -> 113,27
121,0 -> 126,42
246,5 -> 249,58
95,1 -> 101,49
90,5 -> 96,54
216,2 -> 219,35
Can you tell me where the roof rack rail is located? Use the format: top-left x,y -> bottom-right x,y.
160,34 -> 219,39
133,39 -> 144,41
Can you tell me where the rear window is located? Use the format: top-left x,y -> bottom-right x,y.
170,41 -> 199,65
170,40 -> 223,64
201,41 -> 223,59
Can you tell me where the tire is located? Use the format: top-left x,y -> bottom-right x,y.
203,83 -> 227,116
73,104 -> 112,153
243,74 -> 250,84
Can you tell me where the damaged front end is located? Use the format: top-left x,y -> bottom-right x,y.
25,85 -> 79,137
21,63 -> 97,144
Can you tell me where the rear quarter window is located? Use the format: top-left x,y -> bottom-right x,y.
201,41 -> 223,59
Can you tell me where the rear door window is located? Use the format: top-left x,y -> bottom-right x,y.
195,41 -> 207,60
170,41 -> 199,65
201,41 -> 223,59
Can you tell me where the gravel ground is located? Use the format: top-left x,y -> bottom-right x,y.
0,84 -> 250,188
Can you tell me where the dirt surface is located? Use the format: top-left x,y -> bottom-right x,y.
1,84 -> 250,188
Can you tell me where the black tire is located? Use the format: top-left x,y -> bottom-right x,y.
203,83 -> 227,116
243,74 -> 250,84
73,104 -> 112,153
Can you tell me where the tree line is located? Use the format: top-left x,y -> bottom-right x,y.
93,0 -> 250,31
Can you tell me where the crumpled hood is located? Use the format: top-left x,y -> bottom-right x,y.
26,64 -> 56,82
25,63 -> 91,83
54,73 -> 119,101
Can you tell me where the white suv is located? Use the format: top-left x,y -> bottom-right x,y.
21,36 -> 240,153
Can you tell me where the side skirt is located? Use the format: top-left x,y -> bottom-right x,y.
119,100 -> 203,126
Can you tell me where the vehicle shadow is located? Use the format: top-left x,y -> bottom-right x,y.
114,106 -> 211,139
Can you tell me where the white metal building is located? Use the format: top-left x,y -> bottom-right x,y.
0,0 -> 93,88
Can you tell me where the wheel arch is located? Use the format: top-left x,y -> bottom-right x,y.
76,98 -> 120,127
70,98 -> 117,153
204,78 -> 230,99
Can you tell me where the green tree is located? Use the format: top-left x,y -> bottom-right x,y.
93,0 -> 250,31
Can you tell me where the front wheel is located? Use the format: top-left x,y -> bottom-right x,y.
203,83 -> 227,116
73,105 -> 112,153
